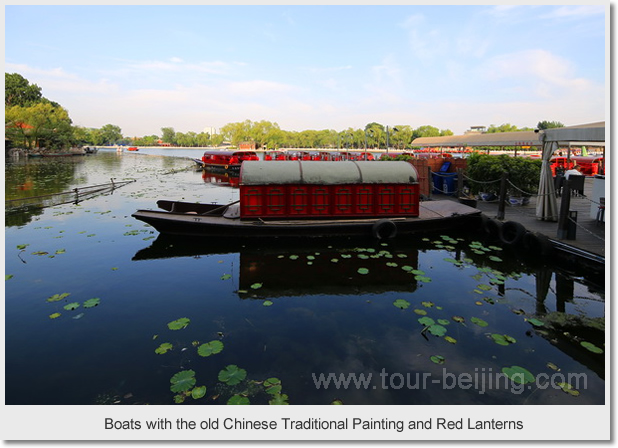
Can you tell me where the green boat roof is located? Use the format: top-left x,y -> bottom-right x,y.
240,161 -> 418,185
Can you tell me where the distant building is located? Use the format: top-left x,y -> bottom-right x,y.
203,126 -> 218,136
465,126 -> 487,134
238,141 -> 257,150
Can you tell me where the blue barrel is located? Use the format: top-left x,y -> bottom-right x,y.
432,172 -> 444,194
442,173 -> 458,196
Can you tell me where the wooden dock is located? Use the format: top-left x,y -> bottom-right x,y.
440,177 -> 606,258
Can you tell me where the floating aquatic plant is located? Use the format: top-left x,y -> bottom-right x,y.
557,382 -> 580,397
263,300 -> 274,307
421,301 -> 434,308
191,386 -> 207,399
170,370 -> 196,393
491,334 -> 516,346
430,355 -> 445,365
546,362 -> 560,371
46,292 -> 70,303
357,268 -> 369,275
155,343 -> 173,355
63,302 -> 80,311
470,317 -> 488,327
49,313 -> 61,319
220,274 -> 232,280
197,340 -> 224,357
268,393 -> 289,405
427,325 -> 447,337
526,318 -> 545,327
227,394 -> 250,405
437,319 -> 450,326
418,317 -> 435,327
444,336 -> 457,344
413,309 -> 427,316
452,316 -> 465,324
251,282 -> 263,289
218,365 -> 247,386
393,299 -> 410,310
5,275 -> 13,281
489,256 -> 503,262
501,366 -> 534,384
264,378 -> 282,395
83,298 -> 100,308
415,275 -> 432,283
167,317 -> 190,330
580,341 -> 603,354
331,399 -> 344,405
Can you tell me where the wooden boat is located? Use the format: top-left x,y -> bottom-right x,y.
127,146 -> 139,151
132,161 -> 481,239
200,150 -> 259,172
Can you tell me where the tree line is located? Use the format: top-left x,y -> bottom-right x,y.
5,72 -> 564,151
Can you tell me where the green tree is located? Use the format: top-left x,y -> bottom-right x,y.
486,123 -> 534,133
5,102 -> 72,149
537,120 -> 564,130
5,73 -> 43,107
161,127 -> 177,146
99,124 -> 123,145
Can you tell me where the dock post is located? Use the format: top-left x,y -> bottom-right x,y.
556,180 -> 573,239
496,172 -> 508,220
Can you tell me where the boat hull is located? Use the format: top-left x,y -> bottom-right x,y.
132,200 -> 482,239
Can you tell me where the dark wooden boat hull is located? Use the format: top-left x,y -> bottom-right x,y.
132,200 -> 482,240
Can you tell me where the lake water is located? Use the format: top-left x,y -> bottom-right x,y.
5,151 -> 605,405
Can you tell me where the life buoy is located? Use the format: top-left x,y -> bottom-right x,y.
499,221 -> 526,246
522,231 -> 553,256
224,165 -> 229,169
372,219 -> 398,240
483,218 -> 503,241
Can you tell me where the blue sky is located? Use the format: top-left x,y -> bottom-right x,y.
5,4 -> 607,137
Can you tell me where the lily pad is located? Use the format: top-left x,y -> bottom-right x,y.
263,300 -> 274,307
6,275 -> 13,281
155,342 -> 173,354
444,336 -> 457,344
488,256 -> 503,262
167,317 -> 190,330
393,299 -> 410,309
437,319 -> 450,326
415,275 -> 432,283
413,309 -> 427,316
268,393 -> 289,405
227,394 -> 250,405
191,386 -> 207,399
452,316 -> 465,323
218,364 -> 247,386
427,325 -> 447,337
357,268 -> 369,275
418,316 -> 435,327
557,382 -> 580,397
49,313 -> 61,319
546,362 -> 560,371
170,370 -> 196,393
421,301 -> 434,308
46,292 -> 70,303
477,284 -> 492,291
251,282 -> 263,289
197,340 -> 224,357
430,355 -> 445,364
63,302 -> 80,311
580,341 -> 603,354
83,298 -> 100,308
527,318 -> 545,327
331,399 -> 344,405
501,366 -> 534,384
470,317 -> 489,327
491,334 -> 516,346
221,274 -> 232,280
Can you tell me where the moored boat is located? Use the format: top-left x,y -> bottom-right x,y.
132,160 -> 481,240
200,150 -> 259,172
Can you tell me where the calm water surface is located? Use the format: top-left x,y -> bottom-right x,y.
5,151 -> 605,405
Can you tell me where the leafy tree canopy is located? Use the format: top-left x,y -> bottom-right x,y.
537,120 -> 564,130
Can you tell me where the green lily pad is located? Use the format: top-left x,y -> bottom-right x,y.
452,316 -> 465,323
477,284 -> 492,291
427,324 -> 447,337
393,299 -> 410,309
227,394 -> 250,405
470,317 -> 489,327
63,302 -> 80,311
197,340 -> 224,357
155,343 -> 173,354
263,300 -> 274,307
437,319 -> 450,326
489,256 -> 503,262
49,312 -> 61,319
218,365 -> 247,386
46,292 -> 70,303
331,399 -> 344,405
413,309 -> 427,315
491,334 -> 516,346
264,377 -> 281,388
191,386 -> 207,399
430,355 -> 445,364
421,301 -> 434,308
170,370 -> 196,393
418,316 -> 435,327
6,274 -> 13,281
268,393 -> 289,405
546,362 -> 560,371
167,317 -> 190,330
83,298 -> 100,308
501,366 -> 534,384
265,384 -> 282,395
357,267 -> 369,275
444,336 -> 457,344
557,382 -> 580,396
580,341 -> 603,354
527,318 -> 545,327
251,282 -> 263,289
415,275 -> 432,283
221,274 -> 232,280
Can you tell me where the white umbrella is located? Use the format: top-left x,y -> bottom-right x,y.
535,138 -> 558,221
